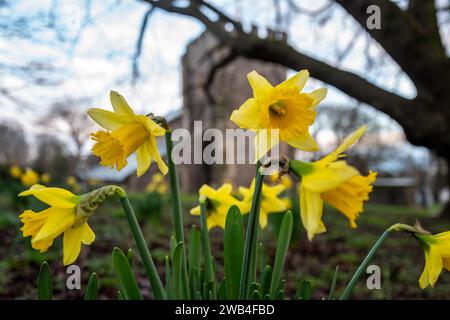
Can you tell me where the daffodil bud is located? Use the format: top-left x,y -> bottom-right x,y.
388,222 -> 431,235
74,186 -> 121,226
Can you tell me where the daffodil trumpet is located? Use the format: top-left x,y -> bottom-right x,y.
288,125 -> 377,240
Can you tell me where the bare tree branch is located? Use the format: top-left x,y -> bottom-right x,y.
335,0 -> 450,99
141,0 -> 450,161
132,5 -> 156,83
287,0 -> 334,17
142,0 -> 409,116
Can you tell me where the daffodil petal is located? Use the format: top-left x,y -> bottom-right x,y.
141,116 -> 166,136
255,129 -> 279,161
207,209 -> 227,230
247,71 -> 273,98
87,108 -> 133,131
238,186 -> 251,198
307,88 -> 327,108
199,184 -> 217,200
419,244 -> 443,289
302,161 -> 359,193
279,70 -> 309,92
81,223 -> 95,245
190,205 -> 201,215
33,207 -> 75,243
110,91 -> 136,116
230,98 -> 263,129
19,185 -> 78,208
217,183 -> 233,196
259,210 -> 269,229
261,196 -> 288,213
63,224 -> 85,265
149,136 -> 168,175
136,139 -> 152,177
317,125 -> 368,165
285,131 -> 319,152
299,186 -> 326,241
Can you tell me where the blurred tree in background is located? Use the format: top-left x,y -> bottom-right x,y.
0,120 -> 29,166
142,0 -> 450,213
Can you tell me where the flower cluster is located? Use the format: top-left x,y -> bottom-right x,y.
16,70 -> 450,296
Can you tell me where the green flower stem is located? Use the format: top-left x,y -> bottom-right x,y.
117,192 -> 166,300
200,199 -> 216,298
164,131 -> 190,299
339,227 -> 394,300
165,131 -> 184,243
239,162 -> 263,300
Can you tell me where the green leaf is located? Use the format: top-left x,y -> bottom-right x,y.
274,280 -> 286,300
224,205 -> 244,299
112,247 -> 142,300
296,279 -> 312,300
189,267 -> 201,299
274,289 -> 285,300
117,290 -> 124,300
328,266 -> 339,300
37,261 -> 52,300
84,272 -> 99,300
269,211 -> 293,299
249,282 -> 262,296
188,225 -> 201,274
170,235 -> 177,261
199,201 -> 216,298
258,243 -> 268,279
250,290 -> 261,300
126,248 -> 134,267
261,265 -> 272,296
172,241 -> 184,299
217,279 -> 227,300
165,255 -> 173,299
195,291 -> 203,300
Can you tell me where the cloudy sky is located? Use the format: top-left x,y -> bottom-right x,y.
0,0 -> 447,156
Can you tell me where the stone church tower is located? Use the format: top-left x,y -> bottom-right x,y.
178,31 -> 287,191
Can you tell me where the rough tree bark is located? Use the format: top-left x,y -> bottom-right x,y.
142,0 -> 450,214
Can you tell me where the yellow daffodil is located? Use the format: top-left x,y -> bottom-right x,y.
291,125 -> 377,240
20,168 -> 40,186
146,173 -> 168,193
9,165 -> 22,178
190,183 -> 249,230
41,173 -> 51,184
414,232 -> 450,289
230,70 -> 327,160
270,172 -> 293,190
87,91 -> 168,177
88,179 -> 100,186
19,185 -> 91,265
66,176 -> 81,192
239,179 -> 291,229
